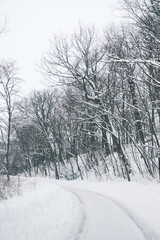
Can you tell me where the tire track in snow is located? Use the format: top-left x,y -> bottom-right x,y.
62,187 -> 86,240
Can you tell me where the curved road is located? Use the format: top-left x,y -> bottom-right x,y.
64,187 -> 151,240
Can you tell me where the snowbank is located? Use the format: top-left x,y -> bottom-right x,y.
0,178 -> 82,240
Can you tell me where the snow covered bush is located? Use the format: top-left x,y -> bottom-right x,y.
0,175 -> 22,200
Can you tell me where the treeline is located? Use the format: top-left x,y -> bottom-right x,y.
1,0 -> 160,181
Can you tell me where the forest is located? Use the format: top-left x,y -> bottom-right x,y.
0,0 -> 160,187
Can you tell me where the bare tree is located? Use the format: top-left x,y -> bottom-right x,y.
0,61 -> 21,181
41,25 -> 132,181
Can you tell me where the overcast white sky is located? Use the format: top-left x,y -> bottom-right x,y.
0,0 -> 122,95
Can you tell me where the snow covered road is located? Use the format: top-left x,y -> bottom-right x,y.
65,187 -> 147,240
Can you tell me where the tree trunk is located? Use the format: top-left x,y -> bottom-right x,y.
6,111 -> 11,182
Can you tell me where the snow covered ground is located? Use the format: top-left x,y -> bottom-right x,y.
0,178 -> 82,240
0,177 -> 160,240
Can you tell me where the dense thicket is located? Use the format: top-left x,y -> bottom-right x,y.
1,0 -> 160,181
